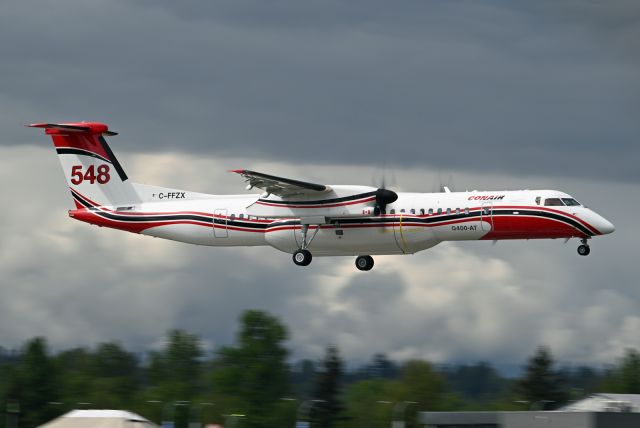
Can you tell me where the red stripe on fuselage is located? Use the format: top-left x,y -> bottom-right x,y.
494,205 -> 600,235
68,188 -> 596,239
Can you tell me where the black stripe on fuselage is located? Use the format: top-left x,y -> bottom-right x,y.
70,190 -> 269,229
266,209 -> 594,236
258,191 -> 377,206
69,189 -> 593,236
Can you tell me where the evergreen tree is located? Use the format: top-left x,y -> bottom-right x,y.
148,329 -> 204,400
89,342 -> 139,407
212,310 -> 290,428
17,338 -> 59,427
312,345 -> 346,428
601,349 -> 640,393
518,347 -> 568,409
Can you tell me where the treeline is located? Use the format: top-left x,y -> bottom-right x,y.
1,310 -> 640,428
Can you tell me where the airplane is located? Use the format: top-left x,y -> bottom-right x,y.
29,122 -> 615,271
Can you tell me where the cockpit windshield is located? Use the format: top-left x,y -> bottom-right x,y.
562,198 -> 581,206
544,198 -> 564,206
544,197 -> 581,207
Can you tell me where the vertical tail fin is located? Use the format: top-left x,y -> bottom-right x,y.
28,122 -> 138,208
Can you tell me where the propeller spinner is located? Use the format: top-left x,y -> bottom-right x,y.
374,188 -> 398,215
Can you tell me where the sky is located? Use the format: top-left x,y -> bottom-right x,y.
1,0 -> 639,370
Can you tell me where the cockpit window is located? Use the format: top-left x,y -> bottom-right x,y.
544,198 -> 565,206
562,198 -> 581,206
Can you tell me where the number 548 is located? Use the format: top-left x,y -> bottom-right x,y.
70,164 -> 111,185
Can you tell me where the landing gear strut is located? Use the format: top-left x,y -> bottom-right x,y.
577,238 -> 591,256
355,255 -> 374,271
292,223 -> 321,266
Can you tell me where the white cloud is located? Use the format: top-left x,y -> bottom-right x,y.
0,135 -> 636,368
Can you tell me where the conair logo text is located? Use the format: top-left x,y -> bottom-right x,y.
467,195 -> 505,201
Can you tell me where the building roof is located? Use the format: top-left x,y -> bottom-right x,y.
561,393 -> 640,412
38,410 -> 158,428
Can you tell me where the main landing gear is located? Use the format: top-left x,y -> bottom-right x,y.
355,255 -> 374,271
577,238 -> 591,256
291,222 -> 376,270
293,249 -> 312,266
293,223 -> 320,266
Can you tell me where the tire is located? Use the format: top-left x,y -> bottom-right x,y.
293,249 -> 312,266
355,255 -> 374,271
577,245 -> 590,256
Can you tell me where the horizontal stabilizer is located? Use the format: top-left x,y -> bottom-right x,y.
27,122 -> 118,136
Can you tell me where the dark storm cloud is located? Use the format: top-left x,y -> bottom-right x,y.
2,0 -> 638,182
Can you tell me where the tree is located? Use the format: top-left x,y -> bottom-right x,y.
291,359 -> 317,399
601,349 -> 640,393
443,362 -> 507,401
342,379 -> 392,428
312,345 -> 346,428
16,338 -> 59,427
148,329 -> 204,400
518,347 -> 568,409
89,342 -> 139,407
212,310 -> 290,428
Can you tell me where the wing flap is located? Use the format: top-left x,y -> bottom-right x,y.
232,169 -> 331,197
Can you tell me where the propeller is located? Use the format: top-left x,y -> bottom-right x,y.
374,188 -> 398,215
372,167 -> 398,215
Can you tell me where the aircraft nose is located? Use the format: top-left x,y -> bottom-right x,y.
597,217 -> 615,235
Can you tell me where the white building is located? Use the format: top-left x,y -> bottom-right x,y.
38,410 -> 159,428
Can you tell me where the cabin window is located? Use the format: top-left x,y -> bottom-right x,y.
400,209 -> 405,213
456,208 -> 461,215
446,208 -> 451,215
535,196 -> 541,205
544,198 -> 565,206
562,198 -> 581,206
464,208 -> 470,215
239,214 -> 244,220
390,209 -> 396,215
230,214 -> 236,220
420,208 -> 425,215
437,208 -> 442,215
410,208 -> 415,214
428,208 -> 433,215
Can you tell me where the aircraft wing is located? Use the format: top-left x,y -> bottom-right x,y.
231,169 -> 332,197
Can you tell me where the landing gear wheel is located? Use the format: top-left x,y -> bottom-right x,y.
293,249 -> 312,266
577,244 -> 590,256
355,255 -> 374,271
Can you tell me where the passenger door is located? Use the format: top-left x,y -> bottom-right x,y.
213,209 -> 228,238
480,202 -> 493,232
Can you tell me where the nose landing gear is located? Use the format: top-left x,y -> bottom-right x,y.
355,255 -> 375,271
577,238 -> 591,256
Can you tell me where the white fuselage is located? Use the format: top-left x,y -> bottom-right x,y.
69,185 -> 614,257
